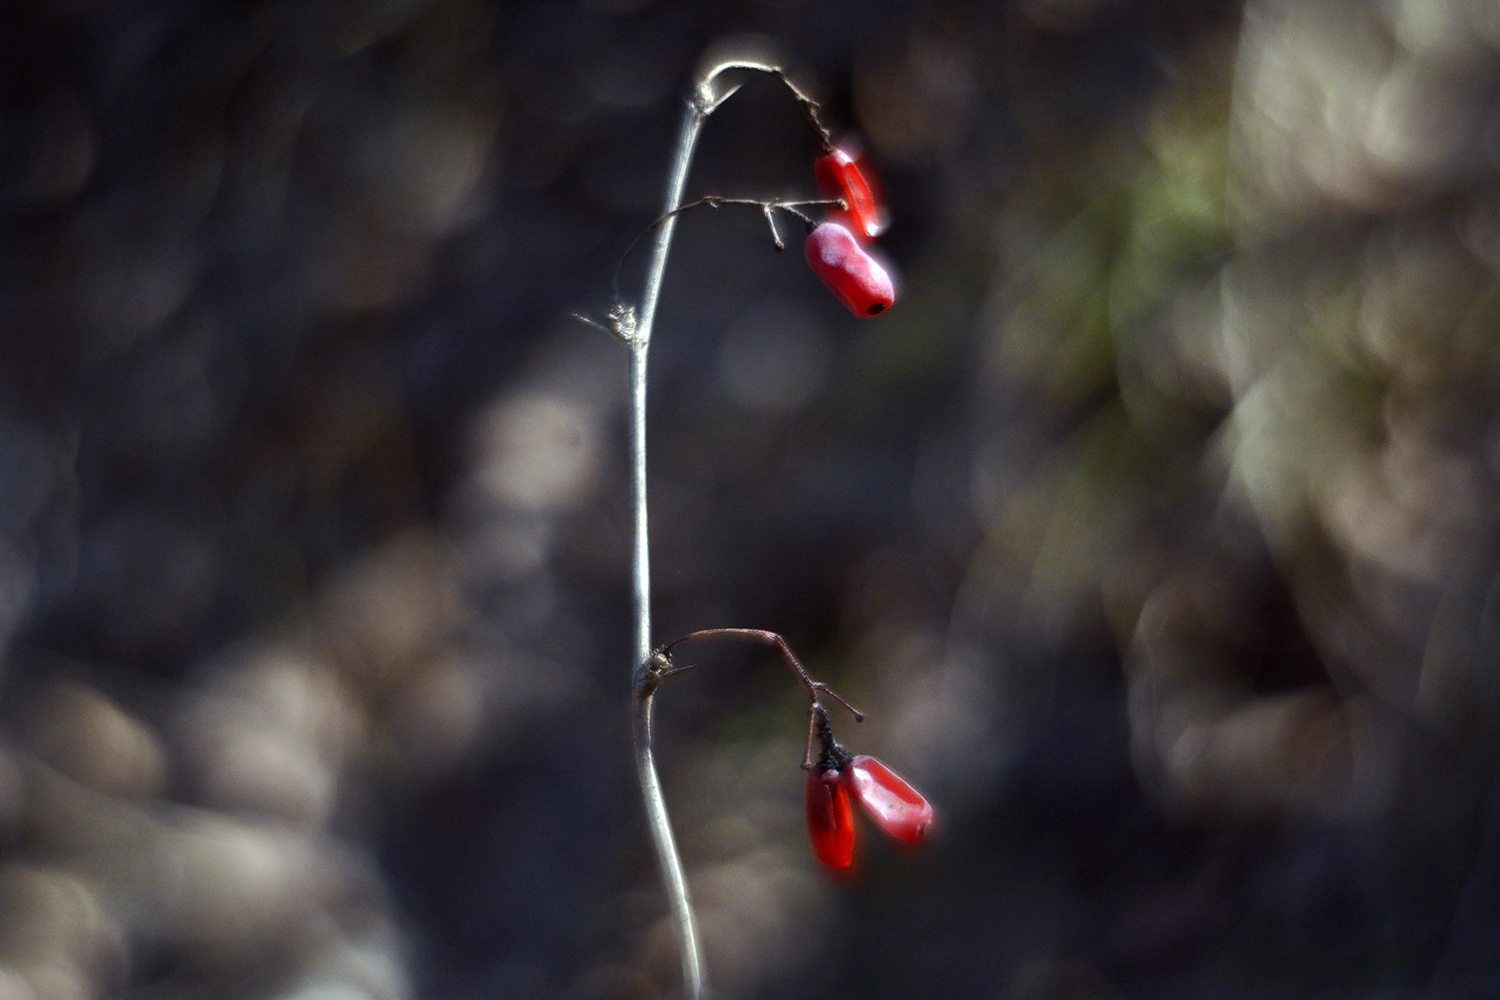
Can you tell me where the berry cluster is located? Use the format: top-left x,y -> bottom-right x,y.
654,629 -> 932,874
805,706 -> 933,871
805,143 -> 898,318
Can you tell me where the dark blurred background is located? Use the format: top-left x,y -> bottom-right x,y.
5,1 -> 1500,997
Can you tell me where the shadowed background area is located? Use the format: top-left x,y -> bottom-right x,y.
3,1 -> 1500,998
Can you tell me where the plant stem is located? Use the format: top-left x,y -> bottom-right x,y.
627,55 -> 826,1000
629,77 -> 711,1000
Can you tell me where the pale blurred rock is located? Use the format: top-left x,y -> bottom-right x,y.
0,867 -> 121,981
354,103 -> 495,238
147,813 -> 325,947
1356,224 -> 1488,385
14,966 -> 86,1000
1383,0 -> 1491,65
471,393 -> 605,514
221,646 -> 366,764
13,683 -> 167,801
314,532 -> 466,692
380,648 -> 485,780
297,928 -> 410,1000
280,988 -> 374,1000
1363,57 -> 1479,181
0,970 -> 35,1000
692,851 -> 825,998
185,702 -> 337,828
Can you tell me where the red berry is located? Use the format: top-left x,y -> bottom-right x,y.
805,766 -> 855,869
842,755 -> 934,844
804,223 -> 896,318
814,146 -> 888,243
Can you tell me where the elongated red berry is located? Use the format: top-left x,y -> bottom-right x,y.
842,755 -> 933,843
806,767 -> 855,869
804,223 -> 896,318
814,146 -> 888,242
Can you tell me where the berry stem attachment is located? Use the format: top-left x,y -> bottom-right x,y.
766,67 -> 833,150
807,703 -> 856,773
657,628 -> 864,774
624,54 -> 834,1000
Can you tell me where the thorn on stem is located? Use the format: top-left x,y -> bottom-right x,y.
638,649 -> 698,697
571,312 -> 610,334
762,205 -> 785,251
573,310 -> 634,348
657,661 -> 698,682
698,79 -> 744,115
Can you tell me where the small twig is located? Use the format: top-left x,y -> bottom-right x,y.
660,628 -> 865,721
689,46 -> 832,147
610,197 -> 836,303
657,629 -> 864,774
772,68 -> 834,150
762,204 -> 784,250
